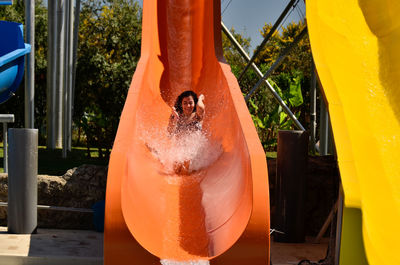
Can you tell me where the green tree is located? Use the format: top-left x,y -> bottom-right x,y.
222,27 -> 251,67
0,0 -> 48,144
221,27 -> 270,98
252,21 -> 312,150
256,20 -> 311,79
75,0 -> 142,158
222,21 -> 312,151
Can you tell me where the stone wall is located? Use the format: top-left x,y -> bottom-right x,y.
0,164 -> 107,229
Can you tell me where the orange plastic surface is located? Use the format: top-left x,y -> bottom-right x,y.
104,0 -> 270,264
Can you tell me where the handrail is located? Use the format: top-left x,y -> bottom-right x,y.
0,202 -> 94,213
0,1 -> 13,5
0,44 -> 31,67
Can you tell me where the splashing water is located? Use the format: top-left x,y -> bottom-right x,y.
160,260 -> 210,265
140,127 -> 222,175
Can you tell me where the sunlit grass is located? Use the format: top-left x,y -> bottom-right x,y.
0,143 -> 108,175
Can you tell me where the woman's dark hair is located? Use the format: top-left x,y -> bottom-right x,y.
174,90 -> 198,114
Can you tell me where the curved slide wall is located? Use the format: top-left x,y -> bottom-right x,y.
104,0 -> 270,264
307,0 -> 400,264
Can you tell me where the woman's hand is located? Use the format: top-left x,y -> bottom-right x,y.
197,94 -> 205,119
171,107 -> 179,120
198,94 -> 205,102
168,107 -> 179,135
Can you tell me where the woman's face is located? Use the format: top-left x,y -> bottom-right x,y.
181,96 -> 195,116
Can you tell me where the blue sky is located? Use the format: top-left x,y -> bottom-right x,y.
220,0 -> 305,53
136,0 -> 306,54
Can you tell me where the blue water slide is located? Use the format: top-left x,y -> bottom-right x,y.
0,20 -> 31,104
0,1 -> 13,6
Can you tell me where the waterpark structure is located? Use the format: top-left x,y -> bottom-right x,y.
0,0 -> 399,264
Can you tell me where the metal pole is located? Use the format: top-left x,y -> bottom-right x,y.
46,0 -> 58,149
62,0 -> 71,158
335,184 -> 344,265
310,60 -> 317,154
238,0 -> 297,81
245,26 -> 307,101
221,22 -> 305,131
71,0 -> 81,126
67,0 -> 74,151
3,123 -> 6,172
319,96 -> 329,155
8,128 -> 38,234
24,0 -> 35,128
56,0 -> 65,148
46,0 -> 53,147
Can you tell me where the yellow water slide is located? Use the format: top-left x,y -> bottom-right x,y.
307,0 -> 400,264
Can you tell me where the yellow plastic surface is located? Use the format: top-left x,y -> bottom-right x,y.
339,207 -> 368,265
307,0 -> 400,264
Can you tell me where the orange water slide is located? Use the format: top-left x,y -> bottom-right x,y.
104,0 -> 270,264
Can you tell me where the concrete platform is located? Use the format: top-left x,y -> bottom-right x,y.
0,227 -> 103,265
271,239 -> 329,265
0,227 -> 328,265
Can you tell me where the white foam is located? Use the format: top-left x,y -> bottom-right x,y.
160,260 -> 210,265
140,127 -> 222,175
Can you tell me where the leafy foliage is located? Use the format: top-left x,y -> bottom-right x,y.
222,21 -> 311,151
222,26 -> 251,66
75,0 -> 142,157
256,20 -> 311,79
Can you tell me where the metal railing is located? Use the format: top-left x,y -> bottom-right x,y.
244,26 -> 307,101
0,202 -> 94,213
221,22 -> 306,131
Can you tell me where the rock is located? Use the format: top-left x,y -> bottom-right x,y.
0,174 -> 8,202
0,164 -> 107,230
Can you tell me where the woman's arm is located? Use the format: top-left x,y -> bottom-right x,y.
167,107 -> 179,134
196,94 -> 205,120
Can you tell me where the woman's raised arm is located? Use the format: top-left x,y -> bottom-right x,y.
167,107 -> 179,134
196,94 -> 205,119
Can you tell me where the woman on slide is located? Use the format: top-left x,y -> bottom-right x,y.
167,90 -> 205,174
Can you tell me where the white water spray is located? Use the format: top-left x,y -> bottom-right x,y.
160,259 -> 210,265
141,127 -> 222,175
